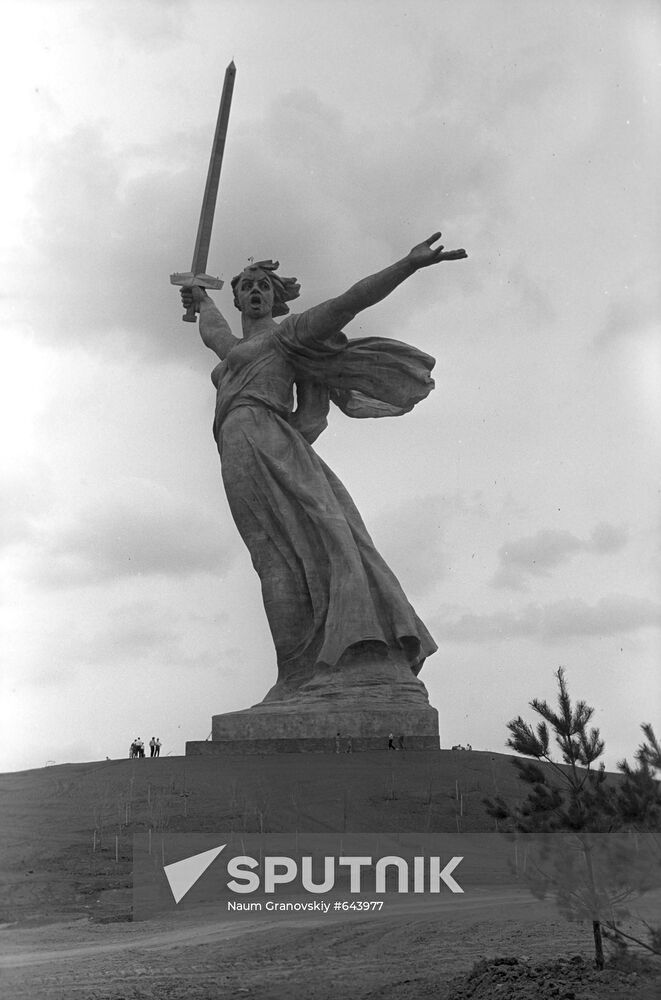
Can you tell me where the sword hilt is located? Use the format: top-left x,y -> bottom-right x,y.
170,272 -> 225,323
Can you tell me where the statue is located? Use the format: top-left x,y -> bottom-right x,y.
180,233 -> 467,715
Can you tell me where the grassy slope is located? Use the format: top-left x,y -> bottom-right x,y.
0,749 -> 573,923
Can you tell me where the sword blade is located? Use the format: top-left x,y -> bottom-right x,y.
190,60 -> 236,276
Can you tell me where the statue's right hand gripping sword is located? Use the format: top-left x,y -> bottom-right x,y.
170,61 -> 236,322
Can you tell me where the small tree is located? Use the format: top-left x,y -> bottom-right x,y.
601,724 -> 661,956
615,724 -> 661,829
485,667 -> 622,970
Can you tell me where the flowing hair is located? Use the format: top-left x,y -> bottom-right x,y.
230,260 -> 301,317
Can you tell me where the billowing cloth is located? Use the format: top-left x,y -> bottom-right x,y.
212,313 -> 437,693
275,313 -> 435,435
214,313 -> 435,441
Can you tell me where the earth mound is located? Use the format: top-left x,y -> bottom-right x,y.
447,953 -> 661,1000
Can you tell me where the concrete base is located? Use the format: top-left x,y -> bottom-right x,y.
186,642 -> 441,756
186,733 -> 439,755
213,703 -> 439,740
185,702 -> 440,756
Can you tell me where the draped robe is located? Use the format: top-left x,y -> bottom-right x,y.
211,310 -> 438,697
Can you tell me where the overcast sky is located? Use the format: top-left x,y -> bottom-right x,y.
1,0 -> 659,773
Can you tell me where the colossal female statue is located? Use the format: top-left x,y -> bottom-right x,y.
181,233 -> 466,727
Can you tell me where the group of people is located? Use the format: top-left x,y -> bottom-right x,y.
335,732 -> 353,754
129,736 -> 161,758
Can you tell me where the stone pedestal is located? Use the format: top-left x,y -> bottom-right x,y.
186,703 -> 438,754
212,703 -> 438,740
186,644 -> 440,756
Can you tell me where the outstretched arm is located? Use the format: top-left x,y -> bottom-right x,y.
300,233 -> 467,341
180,286 -> 240,360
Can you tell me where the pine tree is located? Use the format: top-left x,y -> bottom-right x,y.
485,667 -> 621,969
601,724 -> 661,956
615,724 -> 661,828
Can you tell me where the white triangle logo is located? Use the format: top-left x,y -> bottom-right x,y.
163,844 -> 226,904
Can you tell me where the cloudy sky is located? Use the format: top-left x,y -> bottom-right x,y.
1,0 -> 659,773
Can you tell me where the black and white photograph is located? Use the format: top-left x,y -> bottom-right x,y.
1,2 -> 659,997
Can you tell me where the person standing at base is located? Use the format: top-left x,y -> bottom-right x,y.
149,737 -> 156,758
155,738 -> 161,757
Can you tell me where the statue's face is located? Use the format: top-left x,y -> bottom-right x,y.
236,269 -> 275,318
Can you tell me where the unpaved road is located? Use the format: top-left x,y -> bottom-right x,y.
0,890 -> 610,999
0,890 -> 539,968
0,890 -> 533,967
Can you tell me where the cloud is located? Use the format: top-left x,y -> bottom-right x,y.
19,123 -> 204,361
0,464 -> 55,553
588,523 -> 629,553
259,84 -> 497,286
11,582 -> 238,694
16,71 -> 496,363
595,273 -> 661,347
540,595 -> 661,640
371,491 -> 488,597
434,594 -> 661,644
372,494 -> 449,595
82,0 -> 185,49
80,600 -> 181,663
493,523 -> 628,589
25,482 -> 238,587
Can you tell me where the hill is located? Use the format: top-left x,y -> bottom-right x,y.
0,748 -> 601,924
3,750 -> 660,1000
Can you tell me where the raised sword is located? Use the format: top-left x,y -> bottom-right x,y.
170,60 -> 236,322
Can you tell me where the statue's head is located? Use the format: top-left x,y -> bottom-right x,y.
231,260 -> 300,318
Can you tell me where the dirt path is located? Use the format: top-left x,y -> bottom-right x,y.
0,891 -> 589,1000
0,889 -> 536,966
3,890 -> 659,999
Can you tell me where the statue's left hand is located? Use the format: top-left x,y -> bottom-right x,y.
408,233 -> 467,269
